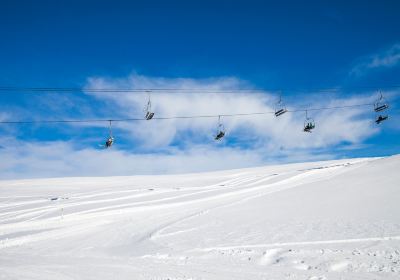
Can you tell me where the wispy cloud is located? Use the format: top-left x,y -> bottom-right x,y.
350,43 -> 400,76
0,74 -> 382,179
0,139 -> 266,179
85,74 -> 377,150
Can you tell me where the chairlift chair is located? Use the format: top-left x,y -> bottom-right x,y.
275,108 -> 287,117
144,92 -> 155,120
215,130 -> 225,141
214,116 -> 226,141
145,111 -> 155,120
304,122 -> 315,132
105,137 -> 114,148
105,120 -> 114,148
303,110 -> 315,133
374,92 -> 389,112
375,115 -> 388,124
274,93 -> 287,117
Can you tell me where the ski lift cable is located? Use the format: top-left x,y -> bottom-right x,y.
1,85 -> 400,94
0,103 -> 377,125
288,103 -> 374,113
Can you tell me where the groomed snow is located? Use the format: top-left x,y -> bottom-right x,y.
0,156 -> 399,279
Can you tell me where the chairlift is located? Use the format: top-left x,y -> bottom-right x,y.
274,93 -> 287,117
303,110 -> 315,133
144,91 -> 155,120
214,116 -> 225,141
375,115 -> 388,124
105,120 -> 114,148
374,92 -> 389,112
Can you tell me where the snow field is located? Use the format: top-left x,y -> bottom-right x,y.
0,156 -> 399,279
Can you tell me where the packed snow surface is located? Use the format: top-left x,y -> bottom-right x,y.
0,156 -> 399,279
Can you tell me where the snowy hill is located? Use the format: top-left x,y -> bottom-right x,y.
0,156 -> 399,279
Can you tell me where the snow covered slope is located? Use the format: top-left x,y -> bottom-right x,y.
0,156 -> 399,279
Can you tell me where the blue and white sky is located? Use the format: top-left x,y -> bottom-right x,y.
1,0 -> 399,179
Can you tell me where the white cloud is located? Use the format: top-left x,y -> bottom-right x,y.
350,43 -> 400,76
85,74 -> 377,150
0,139 -> 266,179
0,74 -> 382,179
0,136 -> 343,179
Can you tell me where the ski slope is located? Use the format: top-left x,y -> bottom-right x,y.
0,156 -> 399,279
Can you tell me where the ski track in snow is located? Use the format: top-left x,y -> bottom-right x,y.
195,235 -> 400,251
0,156 -> 399,279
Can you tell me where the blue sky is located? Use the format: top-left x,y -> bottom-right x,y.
0,0 -> 399,178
